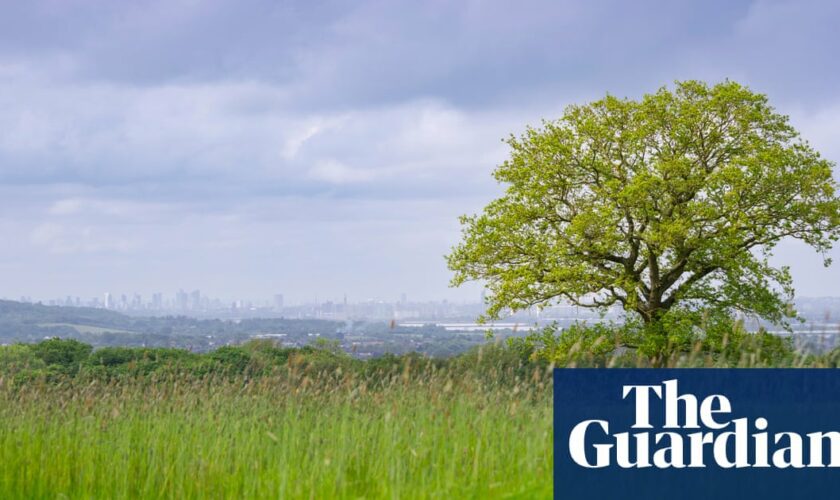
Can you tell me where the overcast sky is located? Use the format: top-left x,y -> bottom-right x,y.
1,0 -> 839,303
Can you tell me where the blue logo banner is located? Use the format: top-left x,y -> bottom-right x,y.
554,369 -> 840,499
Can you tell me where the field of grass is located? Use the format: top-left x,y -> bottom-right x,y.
37,322 -> 137,335
5,321 -> 839,499
0,364 -> 552,499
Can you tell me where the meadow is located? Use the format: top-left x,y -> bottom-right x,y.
3,325 -> 840,499
0,340 -> 553,499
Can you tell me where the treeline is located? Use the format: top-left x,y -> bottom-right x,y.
6,322 -> 840,388
0,337 -> 539,386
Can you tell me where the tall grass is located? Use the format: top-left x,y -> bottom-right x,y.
6,323 -> 836,498
0,363 -> 553,499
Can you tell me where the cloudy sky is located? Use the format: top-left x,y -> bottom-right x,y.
1,0 -> 839,304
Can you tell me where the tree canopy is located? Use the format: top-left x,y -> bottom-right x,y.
448,80 -> 840,333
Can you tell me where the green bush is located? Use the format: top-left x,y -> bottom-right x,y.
511,322 -> 631,367
29,338 -> 93,374
241,339 -> 296,373
0,344 -> 43,371
517,308 -> 799,368
208,345 -> 253,374
87,346 -> 141,366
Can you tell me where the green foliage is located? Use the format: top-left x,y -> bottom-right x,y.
0,328 -> 834,386
509,323 -> 621,367
0,344 -> 44,371
519,311 -> 801,368
448,80 -> 840,354
208,345 -> 253,374
825,347 -> 840,367
86,346 -> 143,366
311,337 -> 346,356
626,308 -> 798,366
29,338 -> 93,374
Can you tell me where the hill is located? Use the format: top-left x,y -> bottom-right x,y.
0,300 -> 343,351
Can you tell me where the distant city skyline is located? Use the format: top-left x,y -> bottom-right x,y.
8,289 -> 482,311
6,289 -> 495,323
1,1 -> 840,300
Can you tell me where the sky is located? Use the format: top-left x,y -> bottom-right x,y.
1,0 -> 839,304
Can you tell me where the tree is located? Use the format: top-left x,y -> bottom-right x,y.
447,81 -> 840,351
30,338 -> 93,373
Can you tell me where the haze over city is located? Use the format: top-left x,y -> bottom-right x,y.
1,0 -> 839,303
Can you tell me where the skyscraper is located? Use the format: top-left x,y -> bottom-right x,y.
176,289 -> 189,310
190,290 -> 201,310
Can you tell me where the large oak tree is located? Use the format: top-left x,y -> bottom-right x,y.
448,81 -> 840,335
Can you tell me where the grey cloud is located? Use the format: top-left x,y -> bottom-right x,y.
0,1 -> 757,107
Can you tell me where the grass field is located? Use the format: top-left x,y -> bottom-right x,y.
0,365 -> 553,499
37,323 -> 137,335
5,324 -> 832,498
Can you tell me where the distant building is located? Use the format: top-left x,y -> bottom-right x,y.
176,289 -> 189,310
190,290 -> 201,310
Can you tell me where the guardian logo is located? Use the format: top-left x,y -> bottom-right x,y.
554,369 -> 840,500
568,379 -> 839,469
